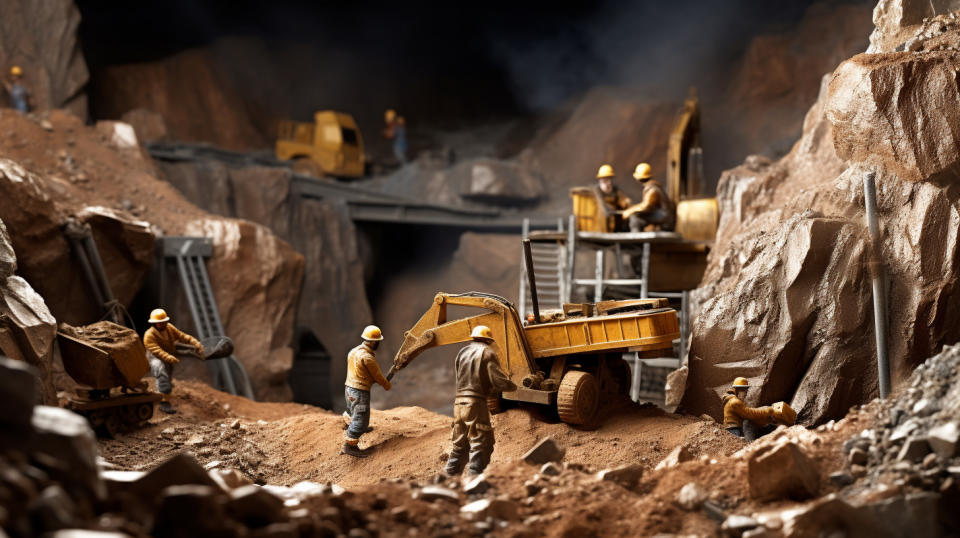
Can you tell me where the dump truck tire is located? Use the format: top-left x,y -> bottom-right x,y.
557,370 -> 599,425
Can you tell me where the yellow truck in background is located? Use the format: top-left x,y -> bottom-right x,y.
275,110 -> 365,178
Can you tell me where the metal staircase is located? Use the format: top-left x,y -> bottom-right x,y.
163,237 -> 255,399
518,219 -> 567,321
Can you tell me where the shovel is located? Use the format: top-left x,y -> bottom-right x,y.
176,336 -> 235,361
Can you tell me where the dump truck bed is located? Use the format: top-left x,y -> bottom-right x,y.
523,307 -> 679,359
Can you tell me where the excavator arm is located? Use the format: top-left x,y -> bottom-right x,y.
390,292 -> 540,383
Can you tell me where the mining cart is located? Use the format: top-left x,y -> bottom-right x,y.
391,292 -> 679,425
57,321 -> 161,436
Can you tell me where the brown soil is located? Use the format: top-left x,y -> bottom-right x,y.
91,381 -> 887,536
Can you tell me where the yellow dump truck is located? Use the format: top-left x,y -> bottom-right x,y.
275,110 -> 365,178
390,292 -> 679,424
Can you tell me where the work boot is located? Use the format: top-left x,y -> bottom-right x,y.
341,442 -> 368,458
159,401 -> 177,414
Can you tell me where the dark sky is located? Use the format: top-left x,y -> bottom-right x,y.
77,1 -> 864,124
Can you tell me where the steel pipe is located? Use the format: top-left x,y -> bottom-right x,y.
863,171 -> 891,398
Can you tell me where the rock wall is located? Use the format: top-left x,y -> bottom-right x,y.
157,161 -> 372,404
683,2 -> 960,425
0,0 -> 88,118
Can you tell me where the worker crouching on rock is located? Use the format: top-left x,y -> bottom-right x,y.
342,325 -> 391,458
143,308 -> 203,414
722,377 -> 773,438
444,325 -> 518,477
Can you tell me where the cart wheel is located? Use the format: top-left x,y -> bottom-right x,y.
104,414 -> 122,438
136,402 -> 154,422
557,370 -> 599,425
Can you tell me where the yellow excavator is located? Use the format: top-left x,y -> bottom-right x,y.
275,110 -> 365,178
388,292 -> 679,424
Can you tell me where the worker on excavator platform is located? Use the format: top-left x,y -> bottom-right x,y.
722,377 -> 773,438
3,66 -> 31,114
625,162 -> 675,232
143,308 -> 204,414
594,164 -> 632,231
444,325 -> 518,477
342,325 -> 391,458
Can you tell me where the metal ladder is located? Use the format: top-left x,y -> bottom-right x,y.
164,237 -> 255,399
518,218 -> 567,321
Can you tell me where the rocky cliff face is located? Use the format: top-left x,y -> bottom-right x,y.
0,109 -> 303,401
683,0 -> 960,425
0,0 -> 88,118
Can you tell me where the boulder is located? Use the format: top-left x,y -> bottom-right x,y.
227,485 -> 286,527
454,159 -> 544,205
131,453 -> 221,501
676,482 -> 708,510
0,0 -> 88,117
897,437 -> 931,462
0,218 -> 14,277
927,422 -> 960,458
121,108 -> 169,143
748,442 -> 819,501
30,406 -> 104,501
460,498 -> 519,522
596,464 -> 644,489
655,444 -> 693,471
868,0 -> 960,53
0,355 -> 38,429
152,484 -> 233,538
462,474 -> 491,495
522,437 -> 566,465
414,486 -> 460,504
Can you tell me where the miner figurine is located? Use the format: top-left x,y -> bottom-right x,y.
624,162 -> 675,232
722,377 -> 773,438
444,325 -> 518,476
3,66 -> 31,114
594,164 -> 632,231
342,325 -> 391,458
143,308 -> 204,414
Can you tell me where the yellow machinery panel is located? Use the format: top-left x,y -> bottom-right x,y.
275,110 -> 365,178
570,187 -> 611,232
523,308 -> 679,358
675,198 -> 718,242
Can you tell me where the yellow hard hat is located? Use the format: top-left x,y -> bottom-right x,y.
633,162 -> 652,180
596,164 -> 615,179
732,377 -> 750,388
361,325 -> 384,341
10,66 -> 22,77
149,308 -> 170,324
470,325 -> 494,341
385,109 -> 396,122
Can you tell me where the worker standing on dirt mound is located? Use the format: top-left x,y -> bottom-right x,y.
627,162 -> 675,232
721,377 -> 773,438
143,308 -> 203,414
594,164 -> 632,231
444,325 -> 518,477
342,325 -> 391,458
3,66 -> 31,114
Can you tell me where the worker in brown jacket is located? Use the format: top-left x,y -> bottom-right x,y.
625,162 -> 675,232
722,377 -> 773,438
143,308 -> 203,414
444,325 -> 518,476
594,164 -> 632,231
342,325 -> 391,458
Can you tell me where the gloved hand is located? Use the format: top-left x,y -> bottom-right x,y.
383,380 -> 392,391
166,356 -> 180,365
196,345 -> 205,357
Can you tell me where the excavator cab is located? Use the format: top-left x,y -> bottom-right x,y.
276,110 -> 365,179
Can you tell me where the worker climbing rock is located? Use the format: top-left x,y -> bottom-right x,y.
444,325 -> 518,477
3,66 -> 31,114
626,162 -> 675,232
594,164 -> 632,231
143,308 -> 204,414
721,377 -> 773,438
343,325 -> 391,458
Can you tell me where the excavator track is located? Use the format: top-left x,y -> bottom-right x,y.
557,370 -> 599,425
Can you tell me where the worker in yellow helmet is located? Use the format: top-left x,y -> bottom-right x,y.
342,324 -> 391,458
624,162 -> 675,232
594,164 -> 633,230
721,377 -> 773,438
444,325 -> 517,476
143,308 -> 204,414
3,65 -> 31,114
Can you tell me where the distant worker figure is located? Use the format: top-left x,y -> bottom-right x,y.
143,308 -> 204,414
3,66 -> 31,114
343,325 -> 391,458
594,164 -> 632,231
393,116 -> 408,164
721,377 -> 773,438
444,325 -> 518,476
625,162 -> 675,232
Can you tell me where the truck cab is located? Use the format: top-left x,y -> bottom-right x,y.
276,110 -> 365,179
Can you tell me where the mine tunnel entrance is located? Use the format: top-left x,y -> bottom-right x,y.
289,329 -> 333,409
